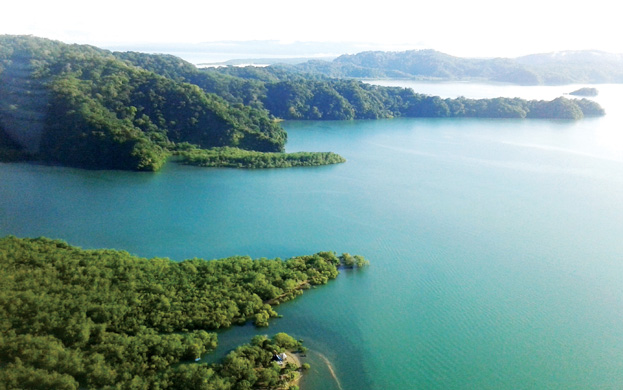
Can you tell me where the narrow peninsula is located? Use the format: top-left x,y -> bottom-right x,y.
0,235 -> 368,389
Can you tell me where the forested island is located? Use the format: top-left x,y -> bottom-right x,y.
569,87 -> 599,97
0,235 -> 368,389
0,36 -> 606,171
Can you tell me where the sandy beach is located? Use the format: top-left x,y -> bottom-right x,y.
284,350 -> 302,367
282,350 -> 304,388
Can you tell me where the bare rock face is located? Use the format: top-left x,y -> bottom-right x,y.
0,57 -> 49,153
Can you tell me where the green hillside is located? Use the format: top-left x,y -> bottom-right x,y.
0,36 -> 287,171
0,37 -> 607,171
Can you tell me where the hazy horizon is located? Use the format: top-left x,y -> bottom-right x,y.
2,0 -> 621,59
4,36 -> 622,67
102,39 -> 623,60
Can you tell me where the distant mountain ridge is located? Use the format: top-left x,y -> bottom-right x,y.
515,50 -> 623,65
278,49 -> 623,85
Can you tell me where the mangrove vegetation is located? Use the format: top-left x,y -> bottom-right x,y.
0,235 -> 368,389
177,146 -> 346,168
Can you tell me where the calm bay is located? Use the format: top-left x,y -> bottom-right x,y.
1,83 -> 622,389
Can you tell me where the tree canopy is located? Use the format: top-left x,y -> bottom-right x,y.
177,146 -> 346,168
110,46 -> 607,122
0,236 -> 367,389
0,36 -> 288,171
0,36 -> 607,171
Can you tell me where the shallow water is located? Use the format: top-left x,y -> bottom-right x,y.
2,82 -> 622,389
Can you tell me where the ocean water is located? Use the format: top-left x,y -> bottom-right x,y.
1,83 -> 622,389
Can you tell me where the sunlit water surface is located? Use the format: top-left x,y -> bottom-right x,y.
1,82 -> 622,389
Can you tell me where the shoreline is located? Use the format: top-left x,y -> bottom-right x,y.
284,350 -> 302,367
282,350 -> 304,388
281,349 -> 343,390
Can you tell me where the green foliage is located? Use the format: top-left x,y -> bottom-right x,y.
203,67 -> 604,121
0,126 -> 32,162
573,98 -> 605,116
526,97 -> 585,119
265,80 -> 355,120
123,56 -> 606,122
132,332 -> 304,390
339,253 -> 370,268
39,74 -> 169,171
272,333 -> 300,350
0,236 -> 356,389
0,36 -> 606,168
0,35 -> 287,170
177,146 -> 346,168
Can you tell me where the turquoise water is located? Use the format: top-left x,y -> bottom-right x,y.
2,83 -> 623,389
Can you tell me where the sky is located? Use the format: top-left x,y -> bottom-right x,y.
2,0 -> 622,59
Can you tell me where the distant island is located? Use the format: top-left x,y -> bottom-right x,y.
0,235 -> 368,389
0,36 -> 607,171
569,87 -> 599,96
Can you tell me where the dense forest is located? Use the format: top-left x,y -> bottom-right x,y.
0,36 -> 323,171
119,53 -> 605,121
0,235 -> 368,389
277,49 -> 623,85
0,36 -> 607,171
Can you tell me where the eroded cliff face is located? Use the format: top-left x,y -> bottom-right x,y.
0,57 -> 49,153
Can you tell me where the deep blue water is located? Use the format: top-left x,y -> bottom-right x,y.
1,83 -> 622,389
